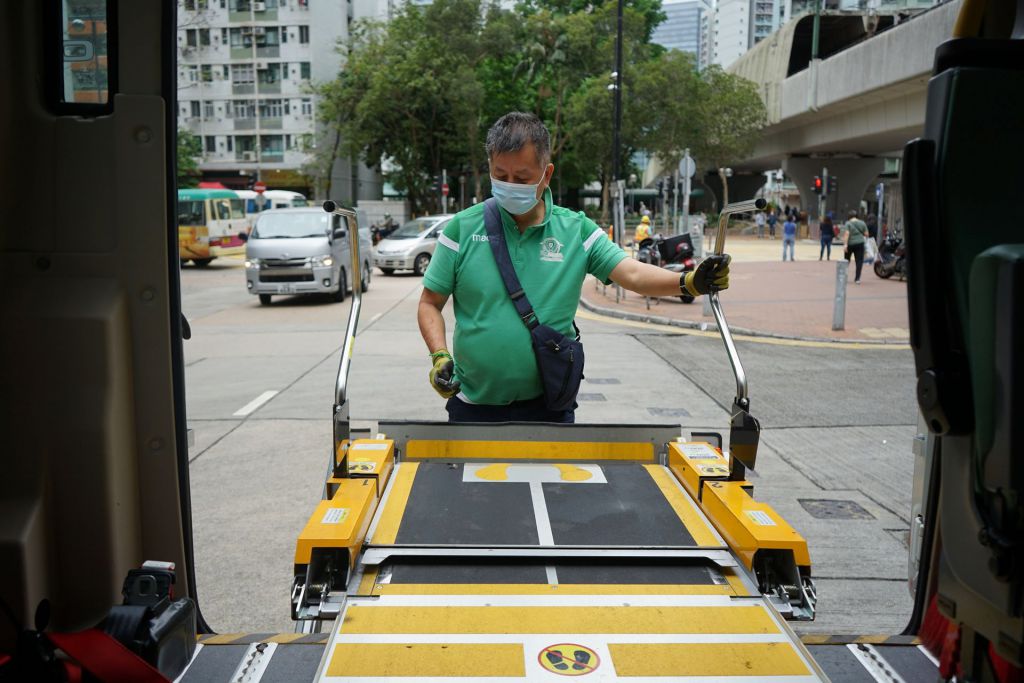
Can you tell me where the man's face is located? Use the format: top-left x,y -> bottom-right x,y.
490,142 -> 554,201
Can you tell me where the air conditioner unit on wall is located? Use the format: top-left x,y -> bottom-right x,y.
256,61 -> 268,69
253,1 -> 267,11
253,26 -> 266,35
243,151 -> 256,161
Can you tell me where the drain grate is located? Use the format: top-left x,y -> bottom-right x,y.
798,499 -> 875,520
647,407 -> 691,417
584,377 -> 621,385
576,393 -> 607,401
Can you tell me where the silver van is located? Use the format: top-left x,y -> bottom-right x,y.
243,208 -> 372,306
373,214 -> 453,276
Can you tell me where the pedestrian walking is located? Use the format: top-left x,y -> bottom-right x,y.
841,210 -> 870,283
418,112 -> 732,423
819,212 -> 834,260
866,213 -> 878,239
782,215 -> 797,261
755,210 -> 766,238
767,210 -> 778,239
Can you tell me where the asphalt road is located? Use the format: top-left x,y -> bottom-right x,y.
182,255 -> 920,637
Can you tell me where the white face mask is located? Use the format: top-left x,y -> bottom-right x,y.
490,176 -> 541,215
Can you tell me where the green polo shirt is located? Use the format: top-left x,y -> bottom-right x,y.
423,189 -> 626,405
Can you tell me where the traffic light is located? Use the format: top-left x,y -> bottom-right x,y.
813,176 -> 823,194
827,176 -> 838,195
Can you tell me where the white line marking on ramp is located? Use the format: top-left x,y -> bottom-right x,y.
530,481 -> 555,546
370,312 -> 383,323
233,390 -> 279,417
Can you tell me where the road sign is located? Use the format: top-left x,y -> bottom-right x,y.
253,181 -> 267,193
441,183 -> 449,196
679,155 -> 696,179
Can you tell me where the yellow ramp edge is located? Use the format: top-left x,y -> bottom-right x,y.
405,440 -> 655,461
371,461 -> 418,545
643,464 -> 721,547
372,583 -> 737,596
609,642 -> 811,677
327,643 -> 525,677
340,605 -> 779,635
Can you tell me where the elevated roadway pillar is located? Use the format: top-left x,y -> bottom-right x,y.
783,157 -> 886,220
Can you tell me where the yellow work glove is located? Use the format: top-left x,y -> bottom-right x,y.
682,254 -> 731,297
428,349 -> 461,399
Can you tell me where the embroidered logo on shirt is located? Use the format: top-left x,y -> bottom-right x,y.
539,237 -> 564,262
471,234 -> 489,242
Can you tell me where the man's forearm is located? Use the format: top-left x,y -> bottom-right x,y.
613,259 -> 684,297
418,301 -> 449,353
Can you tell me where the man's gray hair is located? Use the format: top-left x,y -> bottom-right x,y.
485,112 -> 551,165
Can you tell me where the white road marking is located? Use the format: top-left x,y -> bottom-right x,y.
530,481 -> 555,546
232,390 -> 279,417
545,565 -> 559,585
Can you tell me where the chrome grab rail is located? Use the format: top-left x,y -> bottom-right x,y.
323,200 -> 363,472
708,197 -> 766,407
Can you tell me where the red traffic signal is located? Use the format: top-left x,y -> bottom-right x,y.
813,176 -> 823,194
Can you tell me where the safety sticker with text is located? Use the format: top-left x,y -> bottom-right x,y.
746,510 -> 776,526
321,508 -> 350,525
680,444 -> 721,460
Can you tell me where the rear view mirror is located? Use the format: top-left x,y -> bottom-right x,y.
333,228 -> 347,239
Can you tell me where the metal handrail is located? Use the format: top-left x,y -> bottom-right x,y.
709,197 -> 766,407
323,200 -> 363,463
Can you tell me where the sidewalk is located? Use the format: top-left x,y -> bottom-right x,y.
582,236 -> 910,343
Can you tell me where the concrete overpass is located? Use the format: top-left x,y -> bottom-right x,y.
726,0 -> 961,217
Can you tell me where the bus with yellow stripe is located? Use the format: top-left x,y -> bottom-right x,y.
176,188 -> 249,266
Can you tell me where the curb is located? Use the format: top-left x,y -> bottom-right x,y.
578,294 -> 910,346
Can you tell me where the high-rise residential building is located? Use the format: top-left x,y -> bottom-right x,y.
177,0 -> 380,200
651,0 -> 709,58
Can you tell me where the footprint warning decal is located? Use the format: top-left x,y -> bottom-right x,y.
538,643 -> 600,676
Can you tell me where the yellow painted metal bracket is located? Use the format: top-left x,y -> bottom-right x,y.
701,480 -> 811,570
294,478 -> 378,577
667,442 -> 811,571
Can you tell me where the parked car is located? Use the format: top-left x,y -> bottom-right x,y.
243,208 -> 372,306
373,214 -> 453,276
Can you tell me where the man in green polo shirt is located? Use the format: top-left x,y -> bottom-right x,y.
418,112 -> 731,422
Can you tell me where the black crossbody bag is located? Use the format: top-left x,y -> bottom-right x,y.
482,198 -> 584,412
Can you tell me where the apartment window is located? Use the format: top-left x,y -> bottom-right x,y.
260,135 -> 284,154
184,0 -> 196,9
221,28 -> 229,45
300,97 -> 312,116
259,99 -> 284,117
185,65 -> 199,82
222,65 -> 230,79
232,64 -> 255,85
199,28 -> 211,46
232,100 -> 256,118
299,25 -> 309,43
280,61 -> 288,77
190,101 -> 201,118
200,64 -> 213,82
186,29 -> 197,47
281,27 -> 288,44
258,63 -> 281,84
205,136 -> 216,153
203,101 -> 214,118
226,136 -> 234,151
265,27 -> 281,46
299,62 -> 310,80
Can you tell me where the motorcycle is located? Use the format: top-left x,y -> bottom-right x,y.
637,232 -> 697,303
873,232 -> 907,280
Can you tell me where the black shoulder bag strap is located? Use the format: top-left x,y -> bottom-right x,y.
482,198 -> 538,330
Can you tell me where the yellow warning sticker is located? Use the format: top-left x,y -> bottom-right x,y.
538,643 -> 600,676
321,508 -> 350,525
348,460 -> 375,473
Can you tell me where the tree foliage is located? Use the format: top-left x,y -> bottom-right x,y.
177,129 -> 202,188
317,0 -> 766,214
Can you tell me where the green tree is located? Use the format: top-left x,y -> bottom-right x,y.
689,66 -> 766,207
177,129 -> 201,188
635,49 -> 702,173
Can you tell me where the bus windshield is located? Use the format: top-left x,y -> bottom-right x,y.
178,200 -> 205,226
213,198 -> 245,220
